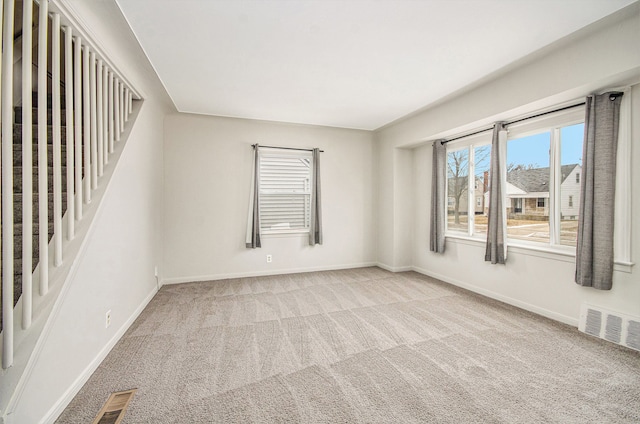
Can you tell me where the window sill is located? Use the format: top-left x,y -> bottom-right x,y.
262,230 -> 309,238
444,233 -> 634,273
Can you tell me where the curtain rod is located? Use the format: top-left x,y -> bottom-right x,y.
252,144 -> 324,153
438,92 -> 622,146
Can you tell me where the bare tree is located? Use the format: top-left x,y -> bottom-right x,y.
507,162 -> 540,173
447,146 -> 492,225
447,151 -> 468,224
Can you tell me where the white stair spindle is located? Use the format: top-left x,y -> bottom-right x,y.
96,60 -> 103,176
82,46 -> 91,202
89,51 -> 97,189
119,81 -> 124,132
37,0 -> 49,295
114,79 -> 120,142
108,71 -> 114,150
102,65 -> 108,165
1,0 -> 15,369
22,0 -> 34,329
52,13 -> 62,267
73,36 -> 83,218
124,88 -> 130,121
65,27 -> 75,240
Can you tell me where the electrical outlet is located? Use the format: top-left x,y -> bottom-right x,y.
266,254 -> 272,263
154,266 -> 158,277
106,310 -> 112,328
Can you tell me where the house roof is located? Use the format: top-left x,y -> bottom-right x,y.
507,164 -> 579,193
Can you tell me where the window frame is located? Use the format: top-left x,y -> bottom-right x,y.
504,108 -> 584,250
442,92 -> 633,272
258,148 -> 314,236
444,132 -> 492,238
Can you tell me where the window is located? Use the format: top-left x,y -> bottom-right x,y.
441,94 -> 631,267
447,148 -> 469,233
259,149 -> 312,233
446,139 -> 491,236
537,198 -> 546,208
505,119 -> 584,247
445,106 -> 584,250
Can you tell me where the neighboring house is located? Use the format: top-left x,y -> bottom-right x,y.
504,164 -> 582,219
448,173 -> 489,215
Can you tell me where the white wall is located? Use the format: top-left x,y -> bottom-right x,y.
7,0 -> 174,422
163,114 -> 377,283
376,4 -> 640,324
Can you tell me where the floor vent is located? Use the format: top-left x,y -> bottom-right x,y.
579,304 -> 640,352
92,389 -> 137,424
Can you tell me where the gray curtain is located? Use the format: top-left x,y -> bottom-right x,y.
309,148 -> 323,245
485,123 -> 507,264
430,140 -> 446,253
245,144 -> 261,248
575,92 -> 623,290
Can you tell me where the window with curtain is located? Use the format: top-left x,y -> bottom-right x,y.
258,148 -> 313,233
440,91 -> 631,271
444,107 -> 584,248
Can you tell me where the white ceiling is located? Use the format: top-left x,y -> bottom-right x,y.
116,0 -> 636,130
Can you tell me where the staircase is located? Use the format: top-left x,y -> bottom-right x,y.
1,1 -> 140,417
2,94 -> 69,313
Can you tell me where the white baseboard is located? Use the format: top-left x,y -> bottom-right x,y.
161,262 -> 379,286
40,287 -> 158,424
376,263 -> 413,273
412,266 -> 578,328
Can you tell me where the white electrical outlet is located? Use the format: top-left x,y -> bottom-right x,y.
266,254 -> 272,263
106,310 -> 112,328
154,266 -> 158,277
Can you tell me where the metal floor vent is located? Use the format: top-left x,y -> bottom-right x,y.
579,304 -> 640,352
92,389 -> 137,424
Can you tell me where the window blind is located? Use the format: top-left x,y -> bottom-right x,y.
259,151 -> 312,232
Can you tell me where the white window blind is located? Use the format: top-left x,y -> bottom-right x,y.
259,150 -> 312,233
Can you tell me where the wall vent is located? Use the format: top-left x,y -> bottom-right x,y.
579,304 -> 640,352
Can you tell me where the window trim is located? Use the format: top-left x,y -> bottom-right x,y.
258,148 -> 313,235
445,138 -> 492,238
443,94 -> 633,270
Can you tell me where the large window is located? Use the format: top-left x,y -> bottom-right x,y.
445,107 -> 584,250
441,93 -> 631,268
259,149 -> 312,233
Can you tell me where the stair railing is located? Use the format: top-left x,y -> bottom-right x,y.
1,0 -> 137,370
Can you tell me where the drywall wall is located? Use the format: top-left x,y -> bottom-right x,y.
11,101 -> 166,424
163,114 -> 376,283
376,4 -> 640,323
6,0 -> 173,422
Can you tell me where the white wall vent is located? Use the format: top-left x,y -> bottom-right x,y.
579,304 -> 640,352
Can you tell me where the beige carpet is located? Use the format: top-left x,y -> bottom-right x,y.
57,267 -> 640,423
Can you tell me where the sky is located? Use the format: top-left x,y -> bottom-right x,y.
506,123 -> 584,169
449,123 -> 584,181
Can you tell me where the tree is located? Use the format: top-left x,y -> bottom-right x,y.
507,162 -> 539,173
447,151 -> 468,224
447,146 -> 491,225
